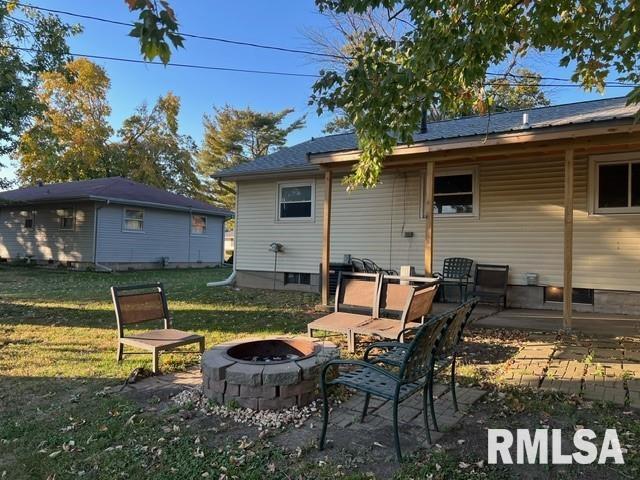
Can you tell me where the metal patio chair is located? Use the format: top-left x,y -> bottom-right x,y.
434,257 -> 474,303
307,272 -> 380,352
318,311 -> 453,462
468,264 -> 509,309
363,298 -> 479,432
362,258 -> 399,275
350,257 -> 367,273
111,283 -> 205,373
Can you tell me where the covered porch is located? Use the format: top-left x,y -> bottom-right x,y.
314,119 -> 640,331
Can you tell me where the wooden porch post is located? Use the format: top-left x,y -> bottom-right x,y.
424,161 -> 435,275
563,149 -> 574,330
321,168 -> 332,306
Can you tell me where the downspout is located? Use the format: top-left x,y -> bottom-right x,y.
207,187 -> 237,287
93,201 -> 112,273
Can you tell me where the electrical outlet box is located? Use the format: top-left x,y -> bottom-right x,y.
403,231 -> 414,238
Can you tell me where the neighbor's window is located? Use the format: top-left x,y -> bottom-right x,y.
59,208 -> 74,230
423,168 -> 478,217
191,214 -> 207,234
23,211 -> 35,229
278,182 -> 314,220
123,208 -> 144,231
594,157 -> 640,213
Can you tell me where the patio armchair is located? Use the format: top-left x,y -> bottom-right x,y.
111,283 -> 205,373
307,272 -> 380,352
350,275 -> 439,349
434,257 -> 474,303
318,311 -> 453,462
468,264 -> 509,309
363,298 -> 479,433
350,257 -> 367,273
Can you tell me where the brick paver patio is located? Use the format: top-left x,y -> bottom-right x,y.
501,332 -> 640,407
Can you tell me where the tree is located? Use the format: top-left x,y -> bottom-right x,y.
0,2 -> 80,187
16,58 -> 113,184
486,68 -> 550,112
114,92 -> 201,197
310,0 -> 640,188
198,107 -> 305,210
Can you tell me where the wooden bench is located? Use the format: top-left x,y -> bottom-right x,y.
111,283 -> 204,373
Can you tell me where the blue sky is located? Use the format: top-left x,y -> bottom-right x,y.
1,1 -> 633,185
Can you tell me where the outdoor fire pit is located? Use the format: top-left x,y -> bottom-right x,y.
202,336 -> 339,410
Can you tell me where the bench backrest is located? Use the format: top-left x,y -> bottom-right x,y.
111,283 -> 170,337
378,274 -> 439,321
335,272 -> 380,316
435,297 -> 479,358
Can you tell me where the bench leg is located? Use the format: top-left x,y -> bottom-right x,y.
152,349 -> 160,374
116,342 -> 124,362
199,338 -> 205,353
307,325 -> 313,338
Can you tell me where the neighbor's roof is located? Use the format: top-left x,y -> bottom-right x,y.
0,177 -> 233,217
215,96 -> 637,179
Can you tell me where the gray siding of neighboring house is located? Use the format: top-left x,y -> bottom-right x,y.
0,201 -> 95,262
95,204 -> 224,265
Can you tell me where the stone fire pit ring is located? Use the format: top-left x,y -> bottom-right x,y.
202,336 -> 339,411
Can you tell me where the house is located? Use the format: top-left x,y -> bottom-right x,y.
215,96 -> 640,324
0,177 -> 232,270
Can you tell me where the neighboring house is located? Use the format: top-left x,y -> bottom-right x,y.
224,230 -> 234,259
215,96 -> 640,317
0,177 -> 233,270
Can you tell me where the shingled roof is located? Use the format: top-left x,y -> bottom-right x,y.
0,177 -> 233,217
215,96 -> 637,179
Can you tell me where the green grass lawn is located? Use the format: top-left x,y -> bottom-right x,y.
1,266 -> 638,479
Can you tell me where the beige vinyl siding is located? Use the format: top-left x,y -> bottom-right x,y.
0,201 -> 95,262
235,153 -> 640,292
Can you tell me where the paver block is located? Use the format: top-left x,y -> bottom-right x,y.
202,350 -> 236,381
225,363 -> 264,386
261,361 -> 301,386
239,384 -> 277,398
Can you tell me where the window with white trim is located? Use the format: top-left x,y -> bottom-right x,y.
592,155 -> 640,213
123,208 -> 144,231
59,208 -> 74,230
422,168 -> 478,217
278,182 -> 314,220
23,210 -> 35,229
191,214 -> 207,234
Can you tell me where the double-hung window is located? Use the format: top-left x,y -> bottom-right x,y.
59,208 -> 74,230
23,210 -> 35,229
278,182 -> 314,220
191,214 -> 207,234
123,208 -> 144,232
423,168 -> 478,217
592,154 -> 640,214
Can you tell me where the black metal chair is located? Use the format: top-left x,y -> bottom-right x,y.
468,264 -> 509,309
318,310 -> 453,462
362,258 -> 399,275
350,257 -> 367,273
363,298 -> 479,433
434,257 -> 474,303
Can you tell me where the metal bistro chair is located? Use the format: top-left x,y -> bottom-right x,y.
111,283 -> 205,373
319,311 -> 452,462
362,258 -> 399,275
434,257 -> 474,303
363,298 -> 479,432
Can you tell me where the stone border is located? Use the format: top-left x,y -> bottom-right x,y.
202,336 -> 339,410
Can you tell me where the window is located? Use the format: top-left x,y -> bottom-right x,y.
592,154 -> 640,213
123,208 -> 144,231
191,214 -> 207,234
285,272 -> 311,285
59,208 -> 74,230
422,168 -> 478,217
23,211 -> 35,229
544,286 -> 594,305
278,182 -> 314,220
